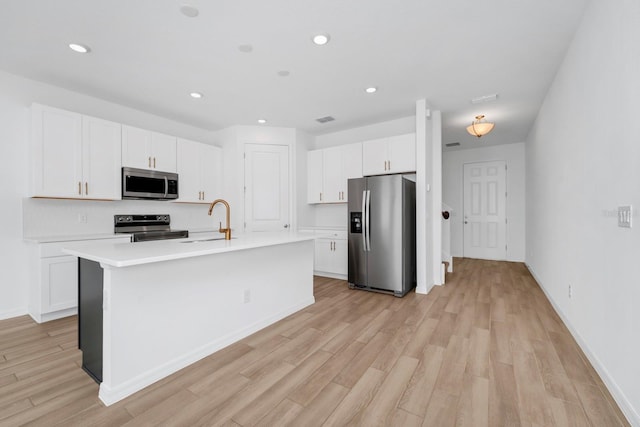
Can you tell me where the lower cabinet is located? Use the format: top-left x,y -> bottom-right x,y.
300,229 -> 347,279
28,237 -> 130,323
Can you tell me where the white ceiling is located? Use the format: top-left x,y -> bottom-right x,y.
0,0 -> 588,150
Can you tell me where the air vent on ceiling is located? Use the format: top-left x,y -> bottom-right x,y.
445,142 -> 461,147
316,116 -> 335,123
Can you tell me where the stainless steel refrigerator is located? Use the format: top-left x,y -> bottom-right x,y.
348,174 -> 416,297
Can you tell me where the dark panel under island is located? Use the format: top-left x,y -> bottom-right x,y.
78,258 -> 104,383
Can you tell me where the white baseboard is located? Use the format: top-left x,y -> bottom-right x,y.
99,297 -> 315,406
525,263 -> 639,427
0,307 -> 28,321
314,271 -> 347,280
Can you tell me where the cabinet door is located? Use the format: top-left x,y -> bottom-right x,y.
41,256 -> 78,313
332,239 -> 348,275
342,143 -> 363,201
362,137 -> 389,176
201,144 -> 222,202
177,138 -> 202,202
388,133 -> 416,173
307,150 -> 324,203
151,132 -> 177,172
314,239 -> 333,272
31,104 -> 83,198
122,125 -> 152,169
322,146 -> 344,203
82,116 -> 122,199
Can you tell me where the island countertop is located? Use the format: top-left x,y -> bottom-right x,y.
63,231 -> 316,268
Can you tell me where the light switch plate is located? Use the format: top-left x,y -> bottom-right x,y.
618,206 -> 632,228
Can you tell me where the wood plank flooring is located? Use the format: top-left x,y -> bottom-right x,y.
0,258 -> 630,426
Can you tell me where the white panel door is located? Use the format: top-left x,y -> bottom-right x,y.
463,161 -> 507,260
244,144 -> 290,232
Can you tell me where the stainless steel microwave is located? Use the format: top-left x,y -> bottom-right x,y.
121,167 -> 179,200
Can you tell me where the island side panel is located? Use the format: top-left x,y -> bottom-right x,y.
98,239 -> 314,406
78,258 -> 104,383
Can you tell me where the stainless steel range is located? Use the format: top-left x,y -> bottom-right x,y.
114,214 -> 189,242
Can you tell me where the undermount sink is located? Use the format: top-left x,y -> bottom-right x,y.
180,237 -> 236,243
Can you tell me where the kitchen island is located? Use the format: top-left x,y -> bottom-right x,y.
63,232 -> 315,406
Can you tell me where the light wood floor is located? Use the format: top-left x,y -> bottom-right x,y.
0,258 -> 629,426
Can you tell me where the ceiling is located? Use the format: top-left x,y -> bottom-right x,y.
0,0 -> 588,150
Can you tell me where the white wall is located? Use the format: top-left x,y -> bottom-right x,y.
314,116 -> 414,150
0,70 -> 219,319
212,125 -> 298,232
443,142 -> 525,262
526,1 -> 640,424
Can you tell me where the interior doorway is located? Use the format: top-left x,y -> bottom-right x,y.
243,143 -> 290,232
463,160 -> 507,260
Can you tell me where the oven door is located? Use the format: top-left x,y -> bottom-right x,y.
122,167 -> 178,200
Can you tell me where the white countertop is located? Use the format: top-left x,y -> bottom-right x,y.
23,233 -> 129,244
62,232 -> 315,268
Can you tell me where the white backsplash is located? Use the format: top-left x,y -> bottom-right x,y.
23,198 -> 226,238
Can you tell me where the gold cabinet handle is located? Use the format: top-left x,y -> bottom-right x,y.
148,156 -> 152,168
388,160 -> 391,170
85,182 -> 88,195
320,192 -> 322,202
199,191 -> 201,200
153,157 -> 156,168
78,182 -> 82,195
202,191 -> 204,200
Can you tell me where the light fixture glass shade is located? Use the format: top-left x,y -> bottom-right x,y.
466,115 -> 495,137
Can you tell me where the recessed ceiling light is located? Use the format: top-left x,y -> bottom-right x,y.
68,43 -> 90,53
312,34 -> 330,46
238,44 -> 253,53
365,87 -> 377,94
277,70 -> 290,77
180,5 -> 199,18
257,119 -> 267,124
189,92 -> 203,99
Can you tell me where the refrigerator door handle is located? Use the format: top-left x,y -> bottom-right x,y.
362,190 -> 367,251
365,190 -> 371,251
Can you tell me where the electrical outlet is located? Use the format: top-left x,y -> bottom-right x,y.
77,213 -> 87,223
568,284 -> 573,299
618,206 -> 632,228
243,289 -> 251,304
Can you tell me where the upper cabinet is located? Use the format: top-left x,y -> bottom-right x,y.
307,142 -> 362,204
122,125 -> 177,172
30,104 -> 122,200
362,133 -> 416,176
177,138 -> 222,203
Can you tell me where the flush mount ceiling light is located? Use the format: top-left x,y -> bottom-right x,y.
189,92 -> 203,99
180,5 -> 199,18
365,87 -> 377,94
312,33 -> 330,45
238,44 -> 253,53
257,119 -> 267,124
466,115 -> 495,138
68,43 -> 90,53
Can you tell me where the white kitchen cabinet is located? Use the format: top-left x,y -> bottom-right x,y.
362,133 -> 416,176
315,235 -> 347,278
177,138 -> 222,203
307,150 -> 324,203
300,229 -> 347,279
30,104 -> 121,200
28,236 -> 130,323
307,142 -> 362,204
122,125 -> 177,172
